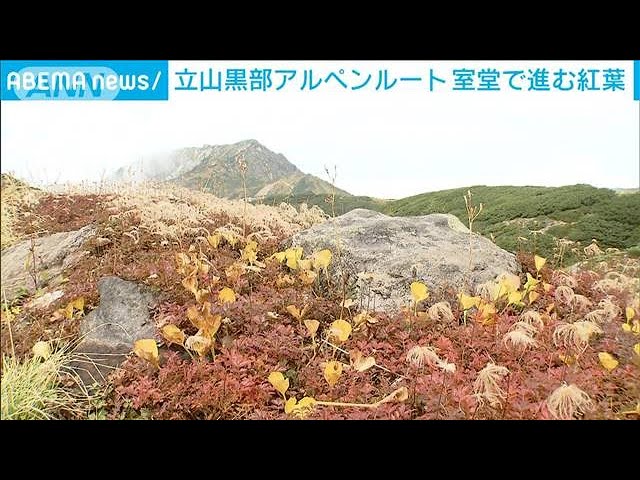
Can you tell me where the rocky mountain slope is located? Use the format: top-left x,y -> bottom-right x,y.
111,139 -> 348,199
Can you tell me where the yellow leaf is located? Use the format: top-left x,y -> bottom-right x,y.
459,293 -> 481,311
285,247 -> 303,270
543,282 -> 552,294
284,397 -> 297,414
598,352 -> 619,372
241,241 -> 258,265
559,353 -> 575,366
349,350 -> 376,372
324,361 -> 343,387
329,319 -> 352,343
298,259 -> 312,271
200,312 -> 222,339
353,311 -> 374,326
296,397 -> 316,411
32,341 -> 51,360
182,275 -> 198,295
341,298 -> 355,309
187,305 -> 201,326
477,301 -> 496,325
185,335 -> 212,357
272,251 -> 286,263
276,274 -> 295,288
626,307 -> 635,322
133,339 -> 159,366
161,324 -> 185,346
288,308 -> 307,326
633,343 -> 640,356
206,233 -> 221,249
284,396 -> 316,418
378,386 -> 409,404
198,261 -> 210,275
286,305 -> 301,320
218,287 -> 236,304
623,320 -> 640,334
72,297 -> 85,311
312,249 -> 332,270
529,291 -> 540,304
546,303 -> 555,314
410,282 -> 429,303
534,255 -> 547,272
619,403 -> 640,416
304,319 -> 320,337
175,252 -> 190,269
507,290 -> 523,305
221,231 -> 238,248
64,302 -> 75,320
195,288 -> 211,304
268,371 -> 289,396
523,273 -> 540,293
298,269 -> 317,286
225,262 -> 246,284
497,273 -> 520,296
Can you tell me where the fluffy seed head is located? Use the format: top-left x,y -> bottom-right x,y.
473,362 -> 510,408
546,383 -> 593,420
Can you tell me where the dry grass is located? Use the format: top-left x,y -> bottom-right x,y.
0,174 -> 43,249
1,341 -> 94,420
68,182 -> 327,243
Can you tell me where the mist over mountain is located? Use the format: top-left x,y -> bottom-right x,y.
111,139 -> 348,199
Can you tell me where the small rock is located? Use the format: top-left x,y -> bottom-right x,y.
25,290 -> 65,310
74,276 -> 157,385
94,237 -> 111,247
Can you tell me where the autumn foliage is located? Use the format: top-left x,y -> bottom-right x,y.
111,227 -> 639,420
3,186 -> 638,420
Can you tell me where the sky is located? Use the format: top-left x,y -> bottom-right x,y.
1,60 -> 638,199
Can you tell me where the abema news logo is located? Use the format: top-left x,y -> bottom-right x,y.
0,60 -> 168,101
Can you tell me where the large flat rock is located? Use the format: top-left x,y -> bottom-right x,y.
290,209 -> 520,311
1,226 -> 94,302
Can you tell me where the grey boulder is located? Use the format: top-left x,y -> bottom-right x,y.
289,209 -> 520,311
1,226 -> 94,302
74,276 -> 157,384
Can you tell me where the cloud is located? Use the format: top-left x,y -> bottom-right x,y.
1,60 -> 637,197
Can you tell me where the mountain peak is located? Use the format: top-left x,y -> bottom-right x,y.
111,140 -> 350,199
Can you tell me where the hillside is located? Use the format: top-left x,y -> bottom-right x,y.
111,139 -> 349,199
256,193 -> 386,216
254,173 -> 350,198
2,177 -> 639,421
384,184 -> 640,265
271,184 -> 640,266
110,142 -> 639,266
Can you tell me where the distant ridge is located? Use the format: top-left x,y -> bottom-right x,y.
111,139 -> 350,199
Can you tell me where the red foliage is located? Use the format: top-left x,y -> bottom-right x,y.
109,238 -> 639,420
13,193 -> 636,420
